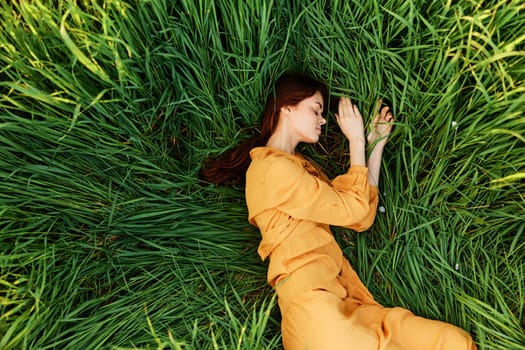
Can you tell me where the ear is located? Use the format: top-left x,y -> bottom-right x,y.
280,105 -> 293,117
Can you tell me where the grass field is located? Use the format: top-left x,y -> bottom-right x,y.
1,0 -> 524,349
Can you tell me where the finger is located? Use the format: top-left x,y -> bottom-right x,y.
339,97 -> 349,116
351,103 -> 358,116
380,105 -> 390,119
353,103 -> 363,118
339,97 -> 348,111
344,98 -> 352,113
388,110 -> 396,121
346,99 -> 357,116
344,100 -> 355,118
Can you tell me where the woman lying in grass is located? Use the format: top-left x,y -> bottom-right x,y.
201,72 -> 476,349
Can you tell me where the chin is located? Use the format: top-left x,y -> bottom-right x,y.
305,137 -> 319,144
300,133 -> 320,144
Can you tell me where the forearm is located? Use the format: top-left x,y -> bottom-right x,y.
365,98 -> 394,186
349,138 -> 366,167
367,142 -> 385,186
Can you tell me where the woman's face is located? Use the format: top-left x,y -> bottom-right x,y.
285,91 -> 326,144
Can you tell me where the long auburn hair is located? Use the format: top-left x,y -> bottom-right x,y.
200,72 -> 328,185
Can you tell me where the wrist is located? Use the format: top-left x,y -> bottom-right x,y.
349,136 -> 366,146
368,139 -> 386,153
349,145 -> 366,167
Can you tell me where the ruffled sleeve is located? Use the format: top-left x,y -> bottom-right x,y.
246,147 -> 378,231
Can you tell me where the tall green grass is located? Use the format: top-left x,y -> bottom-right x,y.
1,0 -> 523,349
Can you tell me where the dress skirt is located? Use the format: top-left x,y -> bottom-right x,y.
276,249 -> 476,350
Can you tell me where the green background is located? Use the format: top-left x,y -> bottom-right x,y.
1,0 -> 524,349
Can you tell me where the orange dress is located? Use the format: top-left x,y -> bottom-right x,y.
245,147 -> 476,350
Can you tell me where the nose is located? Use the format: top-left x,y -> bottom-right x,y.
319,116 -> 326,125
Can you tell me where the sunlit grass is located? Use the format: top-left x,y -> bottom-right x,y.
1,0 -> 524,349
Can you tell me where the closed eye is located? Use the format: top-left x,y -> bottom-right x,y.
313,107 -> 323,115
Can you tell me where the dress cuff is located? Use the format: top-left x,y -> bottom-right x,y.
347,165 -> 369,174
332,166 -> 369,191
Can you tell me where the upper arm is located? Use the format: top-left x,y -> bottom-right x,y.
262,157 -> 373,227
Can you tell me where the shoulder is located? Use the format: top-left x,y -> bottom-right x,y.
249,147 -> 303,170
247,147 -> 306,183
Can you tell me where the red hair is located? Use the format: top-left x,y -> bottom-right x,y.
200,72 -> 328,185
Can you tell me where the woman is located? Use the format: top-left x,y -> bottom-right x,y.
201,72 -> 476,349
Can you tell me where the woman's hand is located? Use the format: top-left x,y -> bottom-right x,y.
336,97 -> 366,166
367,99 -> 395,147
366,99 -> 394,186
335,97 -> 365,143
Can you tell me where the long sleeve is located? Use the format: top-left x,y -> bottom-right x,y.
345,184 -> 378,232
246,148 -> 378,231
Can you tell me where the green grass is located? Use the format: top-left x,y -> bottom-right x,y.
1,0 -> 524,349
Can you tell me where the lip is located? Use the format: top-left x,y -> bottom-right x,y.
316,127 -> 321,133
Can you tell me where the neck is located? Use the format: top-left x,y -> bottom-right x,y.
266,130 -> 297,154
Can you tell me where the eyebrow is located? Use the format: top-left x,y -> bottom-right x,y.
315,102 -> 324,110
